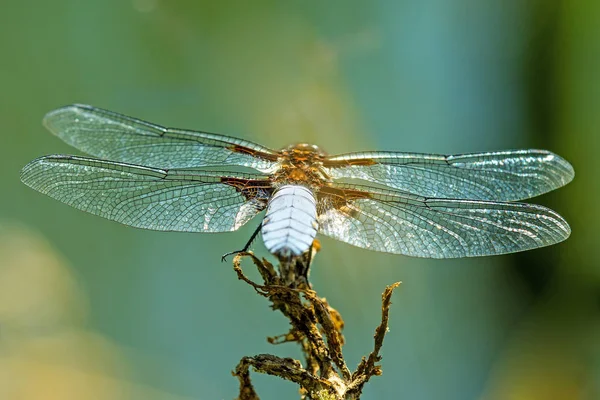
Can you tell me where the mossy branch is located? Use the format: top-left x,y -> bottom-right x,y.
231,249 -> 400,400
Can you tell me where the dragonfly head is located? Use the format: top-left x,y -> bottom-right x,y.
283,143 -> 327,158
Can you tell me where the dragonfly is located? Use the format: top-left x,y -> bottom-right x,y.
21,105 -> 574,260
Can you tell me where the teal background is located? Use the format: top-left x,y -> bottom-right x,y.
1,1 -> 598,399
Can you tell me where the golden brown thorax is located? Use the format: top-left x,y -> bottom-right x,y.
273,143 -> 331,188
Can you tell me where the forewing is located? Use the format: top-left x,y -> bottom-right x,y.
317,184 -> 570,258
323,150 -> 574,201
21,155 -> 273,232
43,104 -> 279,171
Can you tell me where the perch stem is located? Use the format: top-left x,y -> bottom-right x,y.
232,252 -> 400,400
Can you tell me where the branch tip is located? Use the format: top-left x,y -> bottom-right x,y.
231,254 -> 401,399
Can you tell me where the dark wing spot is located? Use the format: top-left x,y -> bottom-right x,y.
322,157 -> 378,168
229,145 -> 280,162
317,186 -> 372,218
221,177 -> 275,205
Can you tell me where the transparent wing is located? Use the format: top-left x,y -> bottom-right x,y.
21,155 -> 273,232
317,184 -> 570,258
43,104 -> 279,172
323,150 -> 574,201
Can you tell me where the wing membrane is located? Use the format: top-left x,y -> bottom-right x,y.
323,150 -> 574,201
20,155 -> 273,232
317,183 -> 570,258
43,104 -> 279,171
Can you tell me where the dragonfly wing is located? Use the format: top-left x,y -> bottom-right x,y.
316,183 -> 570,258
43,104 -> 279,171
21,155 -> 273,232
323,150 -> 574,201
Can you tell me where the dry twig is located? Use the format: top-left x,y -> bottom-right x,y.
230,250 -> 401,400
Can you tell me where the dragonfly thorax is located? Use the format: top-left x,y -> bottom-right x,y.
275,143 -> 331,188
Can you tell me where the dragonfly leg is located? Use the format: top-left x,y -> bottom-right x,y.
287,239 -> 320,288
299,241 -> 314,276
221,223 -> 262,262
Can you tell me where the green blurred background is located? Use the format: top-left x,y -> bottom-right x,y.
1,1 -> 598,399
